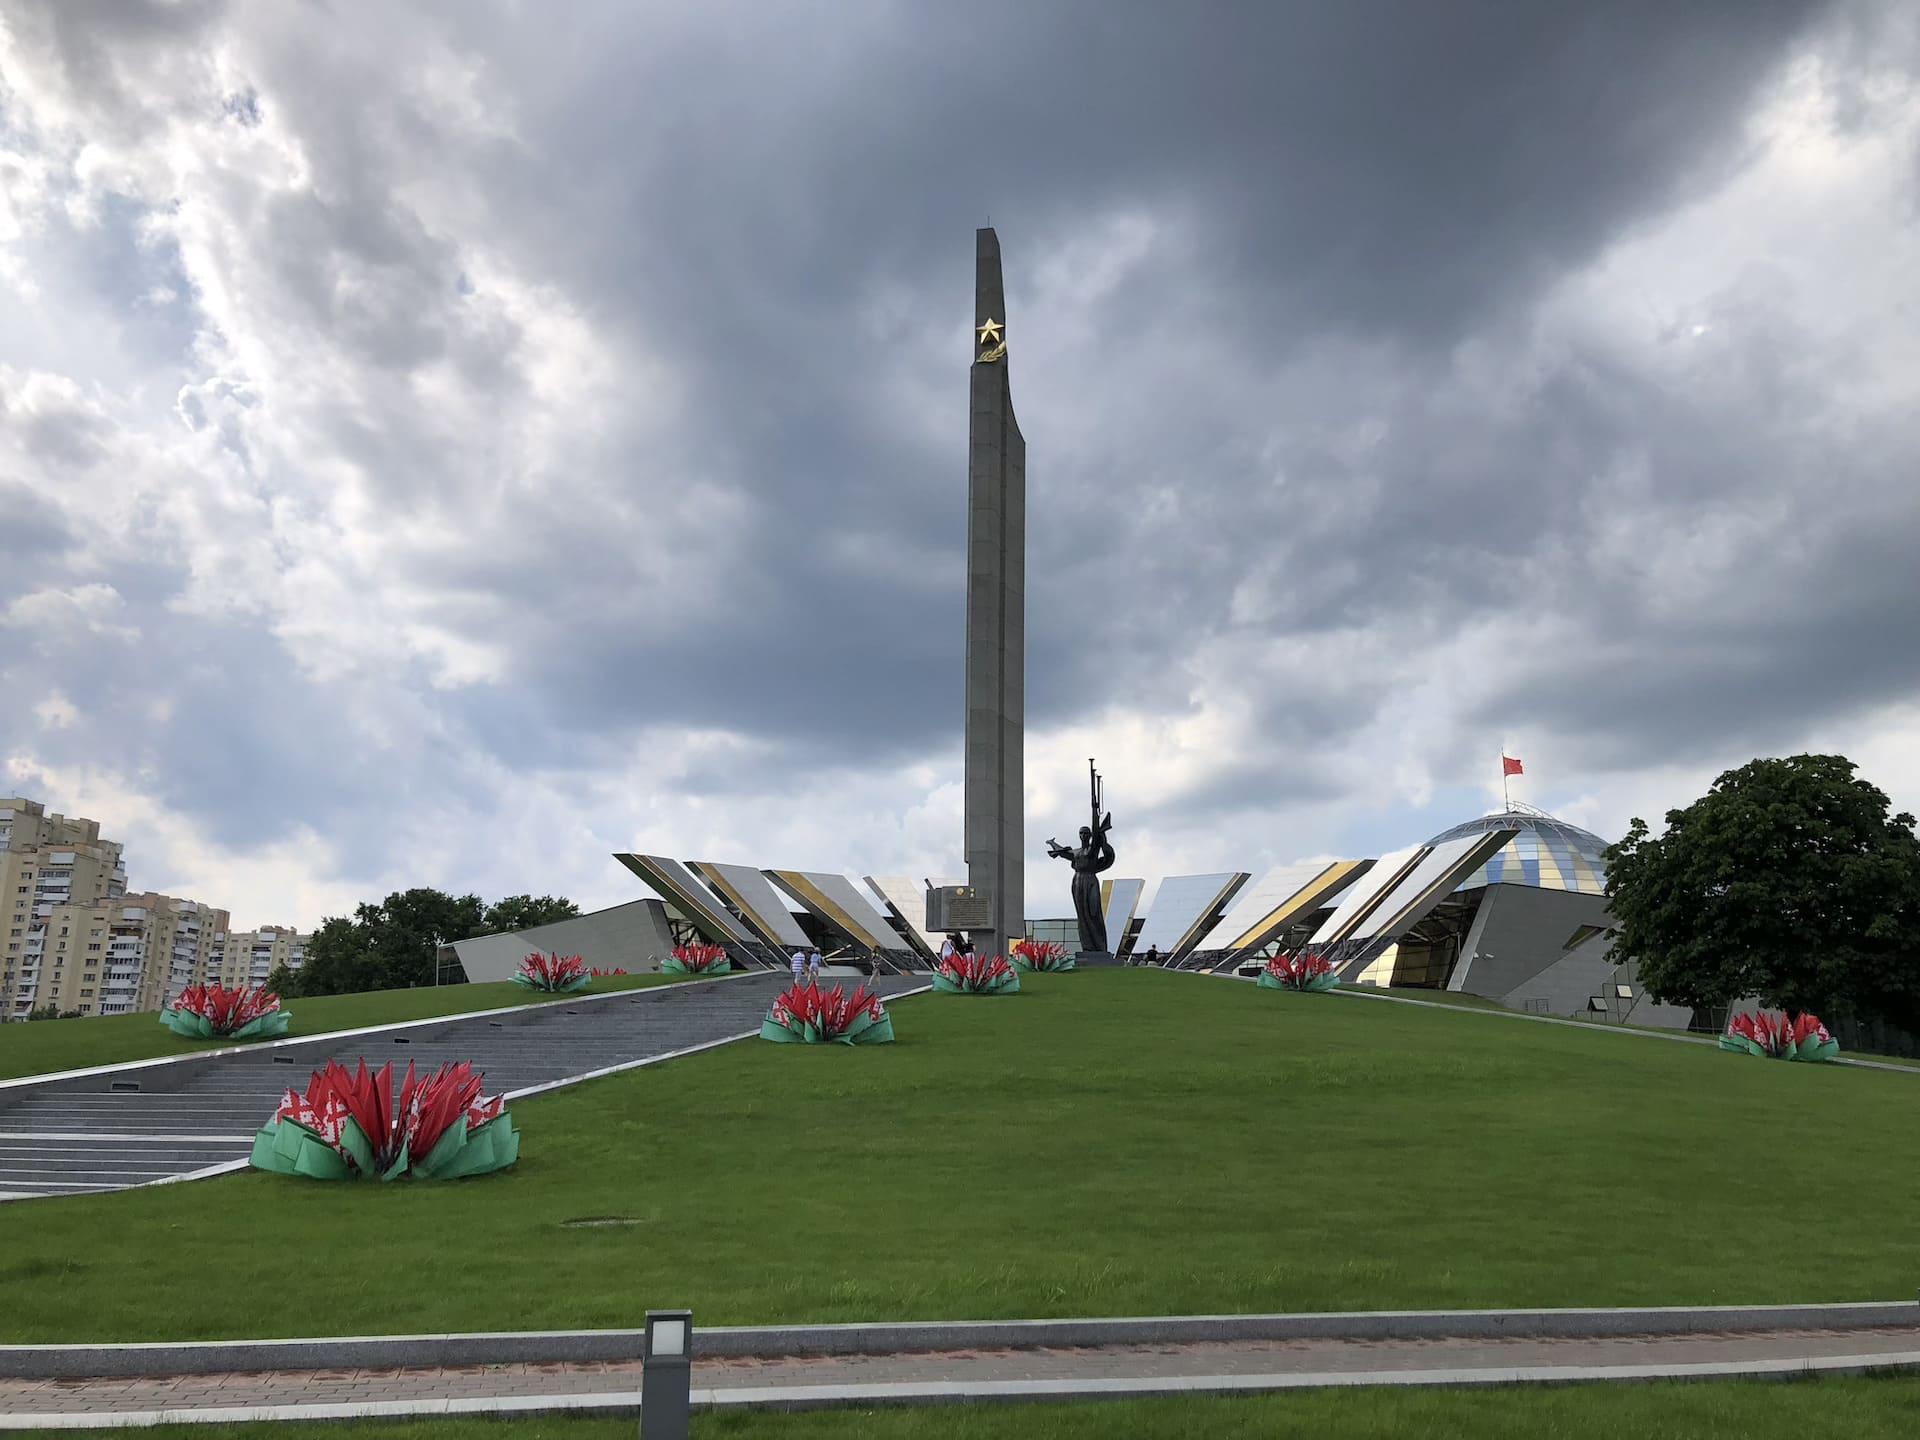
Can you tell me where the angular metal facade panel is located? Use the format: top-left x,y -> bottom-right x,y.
452,899 -> 680,983
863,874 -> 949,958
1101,877 -> 1145,953
1448,883 -> 1612,1001
1348,832 -> 1516,944
689,860 -> 812,950
1132,872 -> 1251,961
613,853 -> 758,945
1192,859 -> 1369,956
769,870 -> 916,955
964,227 -> 1025,958
1308,845 -> 1425,947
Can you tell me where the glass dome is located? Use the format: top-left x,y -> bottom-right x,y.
1427,807 -> 1612,895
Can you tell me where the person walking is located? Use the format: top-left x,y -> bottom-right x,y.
807,948 -> 823,984
790,948 -> 807,987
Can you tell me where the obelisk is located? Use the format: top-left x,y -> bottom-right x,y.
964,228 -> 1025,959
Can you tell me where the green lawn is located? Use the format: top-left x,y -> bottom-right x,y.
0,974 -> 682,1081
5,970 -> 1919,1343
13,1377 -> 1920,1439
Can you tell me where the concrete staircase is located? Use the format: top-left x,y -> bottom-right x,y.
0,972 -> 925,1201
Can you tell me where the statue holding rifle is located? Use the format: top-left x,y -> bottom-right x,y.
1047,760 -> 1117,955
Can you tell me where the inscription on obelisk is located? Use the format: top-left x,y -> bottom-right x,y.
963,228 -> 1025,959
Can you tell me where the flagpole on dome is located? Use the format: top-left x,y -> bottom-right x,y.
1501,751 -> 1524,811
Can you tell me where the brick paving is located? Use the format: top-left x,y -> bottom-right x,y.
4,1327 -> 1919,1418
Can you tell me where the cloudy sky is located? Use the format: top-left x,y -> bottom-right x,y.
3,1 -> 1918,930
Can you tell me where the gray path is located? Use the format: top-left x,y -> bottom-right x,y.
0,974 -> 923,1201
3,1328 -> 1918,1428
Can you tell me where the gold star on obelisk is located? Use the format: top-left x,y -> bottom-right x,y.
977,317 -> 1003,347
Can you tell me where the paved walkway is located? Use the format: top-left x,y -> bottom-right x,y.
4,1327 -> 1919,1428
0,973 -> 926,1201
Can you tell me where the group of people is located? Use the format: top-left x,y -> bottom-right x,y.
789,947 -> 825,985
937,933 -> 975,964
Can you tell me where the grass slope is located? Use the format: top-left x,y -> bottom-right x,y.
0,974 -> 680,1081
5,970 -> 1918,1342
13,1378 -> 1920,1439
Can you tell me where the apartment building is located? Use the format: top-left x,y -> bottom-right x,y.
1,797 -> 129,1019
211,924 -> 309,990
1,797 -> 307,1019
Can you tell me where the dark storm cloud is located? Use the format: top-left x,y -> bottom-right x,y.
398,0 -> 1835,747
6,0 -> 1916,905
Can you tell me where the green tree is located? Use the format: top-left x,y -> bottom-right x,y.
287,915 -> 376,998
1607,754 -> 1920,1024
285,888 -> 579,997
262,962 -> 295,997
482,894 -> 580,935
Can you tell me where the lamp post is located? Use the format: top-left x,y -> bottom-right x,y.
641,1308 -> 693,1440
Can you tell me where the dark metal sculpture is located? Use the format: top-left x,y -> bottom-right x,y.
1047,760 -> 1116,954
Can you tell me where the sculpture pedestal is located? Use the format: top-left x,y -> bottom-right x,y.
1073,950 -> 1123,968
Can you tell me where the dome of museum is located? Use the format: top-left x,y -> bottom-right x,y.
1427,807 -> 1612,895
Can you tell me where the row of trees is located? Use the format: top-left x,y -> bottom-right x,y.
1608,754 -> 1920,1031
271,890 -> 579,997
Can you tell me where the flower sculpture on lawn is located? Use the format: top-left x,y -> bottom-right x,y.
1010,939 -> 1074,972
761,980 -> 895,1045
161,983 -> 290,1040
933,952 -> 1020,995
249,1059 -> 519,1182
1258,952 -> 1339,992
513,951 -> 591,992
1719,1010 -> 1840,1062
662,942 -> 731,976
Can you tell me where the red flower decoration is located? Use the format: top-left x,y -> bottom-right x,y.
515,952 -> 591,991
171,983 -> 283,1035
767,980 -> 887,1037
272,1059 -> 503,1176
670,943 -> 730,973
935,953 -> 1019,992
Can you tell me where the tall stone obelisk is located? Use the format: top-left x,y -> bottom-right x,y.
964,228 -> 1025,958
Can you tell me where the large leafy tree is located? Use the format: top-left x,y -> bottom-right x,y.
482,894 -> 580,934
290,888 -> 575,997
1607,754 -> 1920,1024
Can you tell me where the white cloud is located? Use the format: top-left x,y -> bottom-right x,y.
0,2 -> 1915,935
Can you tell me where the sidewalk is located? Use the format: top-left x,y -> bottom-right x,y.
6,1326 -> 1919,1429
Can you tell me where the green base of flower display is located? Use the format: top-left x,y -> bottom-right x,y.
1257,970 -> 1338,992
248,1112 -> 519,1182
1011,956 -> 1076,973
511,973 -> 592,993
661,956 -> 732,975
1718,1034 -> 1839,1063
161,1008 -> 291,1041
932,971 -> 1020,995
760,1013 -> 895,1045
